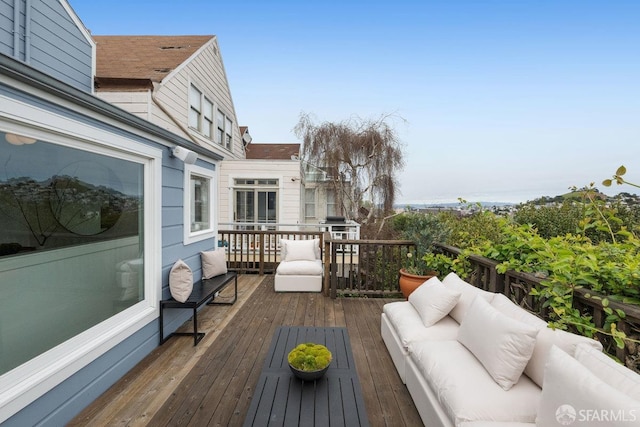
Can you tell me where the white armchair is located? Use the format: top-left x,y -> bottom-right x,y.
274,238 -> 323,292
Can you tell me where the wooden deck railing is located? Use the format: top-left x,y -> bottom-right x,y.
218,229 -> 325,275
217,229 -> 640,370
435,243 -> 640,371
324,238 -> 415,299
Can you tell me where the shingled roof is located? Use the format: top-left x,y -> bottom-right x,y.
245,143 -> 300,160
93,35 -> 213,84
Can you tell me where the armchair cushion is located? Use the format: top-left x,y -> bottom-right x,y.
280,238 -> 319,262
276,259 -> 323,276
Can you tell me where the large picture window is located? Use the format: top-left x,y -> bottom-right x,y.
0,131 -> 145,377
184,164 -> 216,244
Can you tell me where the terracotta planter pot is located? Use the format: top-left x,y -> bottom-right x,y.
399,268 -> 435,299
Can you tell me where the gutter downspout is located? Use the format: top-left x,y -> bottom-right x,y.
24,0 -> 31,62
13,0 -> 20,59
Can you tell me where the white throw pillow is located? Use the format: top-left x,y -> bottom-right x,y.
442,272 -> 496,324
457,296 -> 539,390
408,276 -> 461,327
574,343 -> 640,401
281,239 -> 318,262
490,293 -> 547,329
524,327 -> 603,387
537,346 -> 640,427
201,249 -> 227,279
169,259 -> 193,302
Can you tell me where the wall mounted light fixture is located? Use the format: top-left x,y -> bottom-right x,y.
171,146 -> 198,164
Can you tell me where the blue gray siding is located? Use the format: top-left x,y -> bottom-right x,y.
0,0 -> 93,92
1,78 -> 218,426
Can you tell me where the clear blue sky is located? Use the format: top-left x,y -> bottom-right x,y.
69,0 -> 640,204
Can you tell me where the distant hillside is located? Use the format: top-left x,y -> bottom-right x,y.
526,189 -> 640,206
395,189 -> 640,211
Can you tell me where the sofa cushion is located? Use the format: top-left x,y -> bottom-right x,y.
276,259 -> 323,276
409,340 -> 540,424
383,301 -> 459,347
537,346 -> 640,427
169,259 -> 193,303
457,296 -> 539,391
201,249 -> 227,279
442,272 -> 496,324
458,423 -> 535,427
490,294 -> 547,329
574,342 -> 640,400
280,238 -> 319,262
409,276 -> 461,327
524,327 -> 603,387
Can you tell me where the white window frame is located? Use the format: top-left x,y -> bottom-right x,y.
188,84 -> 202,130
189,83 -> 215,140
216,109 -> 233,151
0,93 -> 162,423
305,187 -> 316,219
184,163 -> 217,245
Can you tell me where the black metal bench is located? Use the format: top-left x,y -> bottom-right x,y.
159,271 -> 238,346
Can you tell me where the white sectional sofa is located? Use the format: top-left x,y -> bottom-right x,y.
381,273 -> 640,427
274,238 -> 323,292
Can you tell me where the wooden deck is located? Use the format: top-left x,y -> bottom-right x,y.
69,275 -> 421,426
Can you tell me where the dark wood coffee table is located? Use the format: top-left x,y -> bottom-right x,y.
243,326 -> 369,426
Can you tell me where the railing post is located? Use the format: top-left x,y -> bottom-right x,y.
323,232 -> 331,297
330,238 -> 337,299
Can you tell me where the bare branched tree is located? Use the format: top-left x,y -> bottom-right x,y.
294,113 -> 405,222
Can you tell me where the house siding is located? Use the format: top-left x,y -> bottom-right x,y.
219,160 -> 302,226
0,64 -> 217,426
0,0 -> 93,92
98,91 -> 152,121
154,37 -> 244,159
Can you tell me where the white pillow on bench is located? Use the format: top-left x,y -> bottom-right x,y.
201,249 -> 227,279
169,259 -> 193,302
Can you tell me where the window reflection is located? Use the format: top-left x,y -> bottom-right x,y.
0,131 -> 145,376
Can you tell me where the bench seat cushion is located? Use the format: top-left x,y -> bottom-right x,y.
383,301 -> 459,348
408,340 -> 541,425
276,259 -> 323,276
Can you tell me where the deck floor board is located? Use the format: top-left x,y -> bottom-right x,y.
69,275 -> 421,426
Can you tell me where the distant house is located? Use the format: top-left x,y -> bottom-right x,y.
0,1 -> 224,425
220,141 -> 303,227
92,37 -> 311,230
93,34 -> 244,160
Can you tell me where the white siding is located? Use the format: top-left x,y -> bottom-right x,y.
219,160 -> 302,225
155,38 -> 244,159
96,91 -> 152,121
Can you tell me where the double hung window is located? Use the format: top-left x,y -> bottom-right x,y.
189,84 -> 214,139
184,164 -> 216,244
